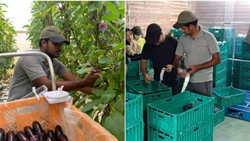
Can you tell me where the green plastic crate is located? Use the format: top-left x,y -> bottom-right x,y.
126,80 -> 172,111
147,91 -> 214,136
147,119 -> 213,141
213,67 -> 227,81
220,48 -> 228,61
218,41 -> 229,51
213,77 -> 227,88
126,92 -> 143,127
212,86 -> 246,107
126,119 -> 144,141
214,59 -> 228,72
126,60 -> 150,81
239,77 -> 250,90
214,106 -> 225,126
240,65 -> 250,78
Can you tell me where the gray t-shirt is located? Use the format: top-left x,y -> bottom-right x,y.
175,26 -> 220,83
8,49 -> 68,101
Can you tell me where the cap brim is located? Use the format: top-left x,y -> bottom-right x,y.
145,36 -> 160,44
49,37 -> 70,45
173,22 -> 185,29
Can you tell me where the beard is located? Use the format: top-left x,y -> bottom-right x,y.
45,45 -> 59,58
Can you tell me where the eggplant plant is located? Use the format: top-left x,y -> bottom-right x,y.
24,1 -> 124,140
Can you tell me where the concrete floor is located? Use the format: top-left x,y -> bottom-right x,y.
214,116 -> 250,141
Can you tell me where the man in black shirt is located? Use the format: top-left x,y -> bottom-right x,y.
141,23 -> 179,95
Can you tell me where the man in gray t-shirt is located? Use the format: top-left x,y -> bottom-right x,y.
172,10 -> 221,96
8,26 -> 99,101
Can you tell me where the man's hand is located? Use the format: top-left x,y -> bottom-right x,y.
143,74 -> 151,84
80,87 -> 97,94
83,71 -> 99,87
177,68 -> 187,78
187,66 -> 198,74
164,64 -> 173,73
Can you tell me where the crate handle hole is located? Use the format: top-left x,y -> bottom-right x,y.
165,99 -> 172,102
158,135 -> 164,140
197,98 -> 203,102
194,127 -> 199,131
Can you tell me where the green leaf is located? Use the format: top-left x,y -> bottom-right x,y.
81,99 -> 99,113
112,94 -> 124,114
76,67 -> 92,74
113,41 -> 124,51
105,2 -> 119,14
100,114 -> 107,126
75,95 -> 89,108
72,95 -> 80,105
99,89 -> 116,104
85,109 -> 95,118
102,14 -> 119,21
88,1 -> 104,12
94,77 -> 102,87
107,21 -> 122,40
105,70 -> 113,78
109,77 -> 118,89
92,88 -> 105,96
104,111 -> 124,141
98,104 -> 106,112
99,57 -> 112,65
92,49 -> 106,57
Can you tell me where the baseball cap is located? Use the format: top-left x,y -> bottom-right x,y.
132,26 -> 142,35
145,23 -> 162,44
173,10 -> 197,29
40,26 -> 70,45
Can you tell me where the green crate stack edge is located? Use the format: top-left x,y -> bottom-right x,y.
126,93 -> 144,141
127,60 -> 150,81
233,35 -> 245,88
170,29 -> 185,91
147,91 -> 214,141
226,89 -> 250,121
126,80 -> 172,141
213,41 -> 229,88
239,41 -> 250,90
209,27 -> 235,87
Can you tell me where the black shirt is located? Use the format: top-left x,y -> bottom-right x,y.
141,34 -> 178,85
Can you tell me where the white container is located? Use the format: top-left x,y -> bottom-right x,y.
43,91 -> 71,104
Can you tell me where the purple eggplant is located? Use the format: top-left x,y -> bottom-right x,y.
58,134 -> 68,141
6,131 -> 15,141
32,121 -> 43,136
16,131 -> 28,141
0,128 -> 5,141
24,127 -> 38,141
46,130 -> 56,141
54,125 -> 63,140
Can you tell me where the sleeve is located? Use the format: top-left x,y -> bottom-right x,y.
140,44 -> 151,60
126,45 -> 135,56
21,56 -> 46,81
207,33 -> 220,54
55,60 -> 69,77
175,37 -> 184,56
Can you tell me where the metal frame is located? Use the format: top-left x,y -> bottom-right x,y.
0,52 -> 56,91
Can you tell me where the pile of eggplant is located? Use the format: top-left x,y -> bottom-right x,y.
0,121 -> 68,141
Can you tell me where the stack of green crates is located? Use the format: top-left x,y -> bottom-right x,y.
126,60 -> 150,81
213,41 -> 229,88
239,42 -> 250,90
209,27 -> 235,86
126,93 -> 144,141
147,91 -> 214,141
233,35 -> 245,88
126,80 -> 172,141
